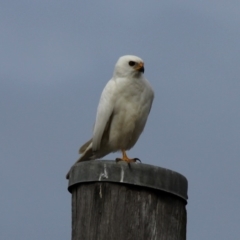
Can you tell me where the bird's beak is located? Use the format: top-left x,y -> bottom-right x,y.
134,62 -> 144,73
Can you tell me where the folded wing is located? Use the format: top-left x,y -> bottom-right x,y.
92,79 -> 116,151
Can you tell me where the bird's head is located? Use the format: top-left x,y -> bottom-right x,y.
113,55 -> 145,78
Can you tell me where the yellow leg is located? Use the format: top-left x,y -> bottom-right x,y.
115,150 -> 141,163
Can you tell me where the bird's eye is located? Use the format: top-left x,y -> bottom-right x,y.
128,61 -> 136,66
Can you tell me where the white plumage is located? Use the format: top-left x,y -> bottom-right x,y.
66,55 -> 154,178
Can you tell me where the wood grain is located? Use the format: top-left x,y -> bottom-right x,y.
71,182 -> 187,240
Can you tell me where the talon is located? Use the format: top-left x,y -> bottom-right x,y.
134,158 -> 141,163
115,158 -> 122,162
115,150 -> 140,163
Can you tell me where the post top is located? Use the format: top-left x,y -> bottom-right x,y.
67,160 -> 188,202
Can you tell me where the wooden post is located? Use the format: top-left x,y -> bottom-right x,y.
67,160 -> 188,240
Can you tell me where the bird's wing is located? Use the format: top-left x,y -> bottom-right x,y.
144,78 -> 154,114
92,79 -> 116,151
147,88 -> 154,114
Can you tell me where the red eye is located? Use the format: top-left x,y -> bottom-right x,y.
128,61 -> 136,66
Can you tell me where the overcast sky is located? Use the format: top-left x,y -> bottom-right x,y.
1,1 -> 240,239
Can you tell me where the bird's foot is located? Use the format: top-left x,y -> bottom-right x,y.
115,150 -> 141,163
115,157 -> 141,163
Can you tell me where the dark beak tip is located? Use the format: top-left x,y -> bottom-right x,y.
140,66 -> 144,73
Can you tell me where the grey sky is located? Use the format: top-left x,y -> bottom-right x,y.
1,1 -> 240,239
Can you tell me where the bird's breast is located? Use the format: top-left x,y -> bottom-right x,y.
108,79 -> 153,150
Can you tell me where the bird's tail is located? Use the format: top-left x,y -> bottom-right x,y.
79,138 -> 92,154
66,139 -> 112,179
78,140 -> 95,161
66,139 -> 95,179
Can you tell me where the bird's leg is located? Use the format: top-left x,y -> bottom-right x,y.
115,150 -> 141,163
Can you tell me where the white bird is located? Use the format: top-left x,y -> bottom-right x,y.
66,55 -> 154,179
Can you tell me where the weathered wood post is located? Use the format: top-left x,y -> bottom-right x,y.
67,160 -> 188,240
